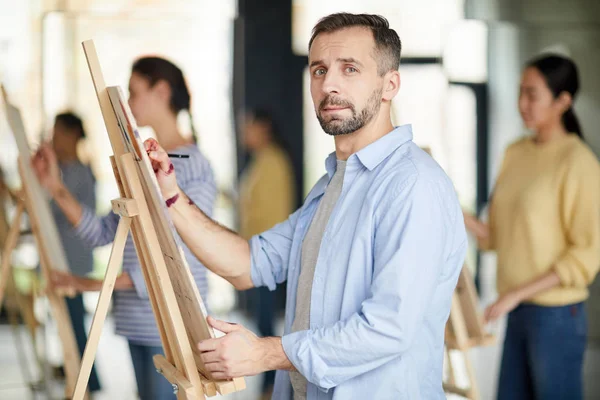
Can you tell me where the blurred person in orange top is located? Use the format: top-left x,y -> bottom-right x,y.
239,108 -> 295,399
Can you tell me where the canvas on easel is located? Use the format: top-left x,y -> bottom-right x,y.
0,86 -> 86,399
70,40 -> 245,400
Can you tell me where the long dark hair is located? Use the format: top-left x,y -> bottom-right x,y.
527,54 -> 583,139
132,57 -> 198,143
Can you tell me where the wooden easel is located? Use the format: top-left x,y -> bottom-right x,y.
1,88 -> 87,399
71,40 -> 245,400
0,178 -> 85,399
443,266 -> 495,399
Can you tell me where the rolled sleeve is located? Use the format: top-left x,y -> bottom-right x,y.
553,154 -> 600,288
282,330 -> 330,392
553,254 -> 592,288
249,209 -> 301,291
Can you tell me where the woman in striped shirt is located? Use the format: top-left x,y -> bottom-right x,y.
32,57 -> 216,400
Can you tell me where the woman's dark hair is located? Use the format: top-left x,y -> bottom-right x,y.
248,108 -> 289,154
132,56 -> 198,143
527,54 -> 583,139
55,112 -> 85,139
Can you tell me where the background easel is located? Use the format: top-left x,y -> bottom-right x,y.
418,146 -> 494,399
70,40 -> 245,400
1,87 -> 87,399
0,171 -> 84,399
0,169 -> 50,396
443,265 -> 495,400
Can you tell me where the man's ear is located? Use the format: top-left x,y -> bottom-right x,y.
382,70 -> 400,101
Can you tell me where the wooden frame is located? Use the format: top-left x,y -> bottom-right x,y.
443,266 -> 495,400
0,86 -> 85,399
71,40 -> 245,400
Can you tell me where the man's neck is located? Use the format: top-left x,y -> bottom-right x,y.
334,115 -> 394,161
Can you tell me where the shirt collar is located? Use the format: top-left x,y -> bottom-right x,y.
324,124 -> 414,178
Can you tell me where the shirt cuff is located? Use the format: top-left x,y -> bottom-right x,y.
282,330 -> 330,393
553,254 -> 583,287
73,206 -> 96,236
249,236 -> 276,291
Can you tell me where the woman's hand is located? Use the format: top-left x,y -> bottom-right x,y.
463,211 -> 489,239
484,290 -> 523,323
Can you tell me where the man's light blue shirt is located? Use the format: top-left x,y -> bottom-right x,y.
250,125 -> 467,399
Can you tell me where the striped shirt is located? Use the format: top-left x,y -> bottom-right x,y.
75,144 -> 217,345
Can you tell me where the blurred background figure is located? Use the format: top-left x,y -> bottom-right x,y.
464,54 -> 600,400
238,108 -> 295,399
48,112 -> 101,393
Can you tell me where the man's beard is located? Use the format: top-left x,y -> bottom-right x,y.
316,87 -> 383,136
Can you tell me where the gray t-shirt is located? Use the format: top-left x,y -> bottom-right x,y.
51,161 -> 96,277
290,160 -> 346,399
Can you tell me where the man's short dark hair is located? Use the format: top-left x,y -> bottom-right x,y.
308,13 -> 402,76
55,111 -> 85,139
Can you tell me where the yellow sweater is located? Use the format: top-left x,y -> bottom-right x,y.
239,144 -> 296,240
482,134 -> 600,306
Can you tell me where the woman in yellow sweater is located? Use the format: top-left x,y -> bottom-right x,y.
464,54 -> 600,399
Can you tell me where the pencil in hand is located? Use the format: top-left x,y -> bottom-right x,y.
167,153 -> 190,159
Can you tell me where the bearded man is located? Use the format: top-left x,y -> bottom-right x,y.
146,12 -> 467,400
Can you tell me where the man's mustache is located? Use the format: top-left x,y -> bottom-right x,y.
319,96 -> 354,112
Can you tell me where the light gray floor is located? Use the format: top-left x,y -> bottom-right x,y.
0,311 -> 265,400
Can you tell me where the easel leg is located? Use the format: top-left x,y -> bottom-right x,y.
463,349 -> 480,400
45,289 -> 83,398
71,216 -> 132,400
0,201 -> 25,307
445,347 -> 456,386
7,302 -> 35,389
14,281 -> 47,393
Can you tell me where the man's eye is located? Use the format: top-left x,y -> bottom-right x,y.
346,67 -> 357,73
314,68 -> 326,76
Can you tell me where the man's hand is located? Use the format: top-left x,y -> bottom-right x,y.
197,316 -> 293,380
144,138 -> 180,199
31,143 -> 62,195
